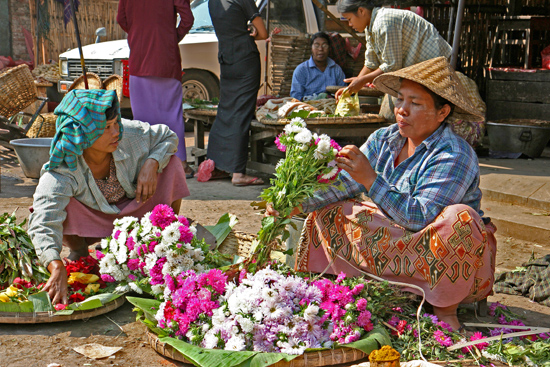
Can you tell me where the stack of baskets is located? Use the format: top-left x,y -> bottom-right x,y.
270,35 -> 311,97
26,113 -> 57,138
0,64 -> 38,119
67,72 -> 103,92
103,75 -> 124,103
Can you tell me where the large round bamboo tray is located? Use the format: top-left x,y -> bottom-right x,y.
103,75 -> 124,103
0,64 -> 38,119
147,329 -> 368,367
68,72 -> 103,91
0,295 -> 125,324
325,85 -> 384,97
26,112 -> 57,138
259,114 -> 386,125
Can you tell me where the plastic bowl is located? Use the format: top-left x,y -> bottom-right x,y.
10,138 -> 52,179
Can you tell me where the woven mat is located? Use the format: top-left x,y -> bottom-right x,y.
0,296 -> 125,324
259,114 -> 386,125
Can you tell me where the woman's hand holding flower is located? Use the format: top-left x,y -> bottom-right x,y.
136,158 -> 159,203
336,145 -> 377,191
265,203 -> 302,218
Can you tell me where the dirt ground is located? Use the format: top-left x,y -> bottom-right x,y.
1,146 -> 550,367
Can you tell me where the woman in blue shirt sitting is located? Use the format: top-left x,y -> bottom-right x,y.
290,32 -> 347,101
270,57 -> 496,332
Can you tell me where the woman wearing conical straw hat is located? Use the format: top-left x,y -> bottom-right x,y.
268,57 -> 496,331
334,0 -> 486,147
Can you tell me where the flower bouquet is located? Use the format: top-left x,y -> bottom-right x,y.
127,266 -> 414,367
98,204 -> 232,297
252,118 -> 343,269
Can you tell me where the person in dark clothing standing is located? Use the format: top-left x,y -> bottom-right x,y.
117,0 -> 196,178
204,0 -> 268,186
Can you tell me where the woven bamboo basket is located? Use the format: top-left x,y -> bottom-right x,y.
260,114 -> 387,125
0,64 -> 38,119
103,74 -> 124,103
26,112 -> 57,138
325,86 -> 384,98
68,72 -> 103,92
147,329 -> 368,367
0,296 -> 125,324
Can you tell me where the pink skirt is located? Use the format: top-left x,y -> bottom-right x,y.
63,156 -> 190,238
295,200 -> 497,307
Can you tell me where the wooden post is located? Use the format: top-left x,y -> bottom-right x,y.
310,0 -> 365,46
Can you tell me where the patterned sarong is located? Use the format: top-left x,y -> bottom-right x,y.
295,199 -> 497,307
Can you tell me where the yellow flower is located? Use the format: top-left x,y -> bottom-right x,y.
68,272 -> 99,285
0,293 -> 10,302
5,285 -> 19,297
84,283 -> 100,295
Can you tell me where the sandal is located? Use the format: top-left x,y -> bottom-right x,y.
232,177 -> 264,186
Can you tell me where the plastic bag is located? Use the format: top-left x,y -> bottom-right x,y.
541,45 -> 550,70
335,89 -> 360,116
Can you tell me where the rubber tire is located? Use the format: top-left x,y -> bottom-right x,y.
181,70 -> 219,101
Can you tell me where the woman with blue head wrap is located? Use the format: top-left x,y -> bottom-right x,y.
29,89 -> 190,305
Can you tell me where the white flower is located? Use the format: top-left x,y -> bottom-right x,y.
225,335 -> 246,351
155,301 -> 167,322
115,284 -> 130,293
144,253 -> 159,271
261,287 -> 279,303
116,245 -> 128,264
202,332 -> 219,349
290,117 -> 306,127
129,282 -> 143,294
189,225 -> 197,237
314,139 -> 331,159
154,243 -> 170,258
100,238 -> 109,249
276,187 -> 286,201
294,129 -> 312,144
151,285 -> 164,295
238,316 -> 254,333
304,304 -> 320,322
161,222 -> 181,244
321,165 -> 339,180
275,159 -> 284,170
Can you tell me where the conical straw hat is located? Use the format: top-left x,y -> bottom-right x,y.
373,57 -> 484,121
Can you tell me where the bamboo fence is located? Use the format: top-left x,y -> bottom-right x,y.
27,0 -> 125,66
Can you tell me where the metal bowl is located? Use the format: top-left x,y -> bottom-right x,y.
487,120 -> 550,158
10,138 -> 52,178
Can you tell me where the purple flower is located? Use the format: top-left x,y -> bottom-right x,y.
423,313 -> 439,323
488,302 -> 507,317
433,330 -> 453,347
437,321 -> 453,333
149,204 -> 176,229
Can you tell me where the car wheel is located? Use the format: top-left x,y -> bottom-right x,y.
181,70 -> 219,101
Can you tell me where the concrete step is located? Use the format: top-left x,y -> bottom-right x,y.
479,159 -> 550,212
481,199 -> 550,244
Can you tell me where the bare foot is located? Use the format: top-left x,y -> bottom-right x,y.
232,173 -> 265,186
433,304 -> 461,331
182,162 -> 195,178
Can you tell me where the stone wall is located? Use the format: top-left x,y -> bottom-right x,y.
9,0 -> 32,60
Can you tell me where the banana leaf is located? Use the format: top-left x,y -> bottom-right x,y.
0,300 -> 34,312
204,213 -> 239,247
28,291 -> 54,312
126,296 -> 161,320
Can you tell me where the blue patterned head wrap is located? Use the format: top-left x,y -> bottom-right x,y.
45,89 -> 123,171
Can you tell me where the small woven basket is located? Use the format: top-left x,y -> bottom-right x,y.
146,329 -> 368,367
0,64 -> 38,119
26,112 -> 57,138
68,72 -> 103,92
103,74 -> 124,103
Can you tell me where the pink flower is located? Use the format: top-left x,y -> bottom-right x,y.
149,204 -> 176,229
128,274 -> 136,281
126,236 -> 135,251
357,310 -> 372,329
148,241 -> 158,253
178,225 -> 194,244
275,134 -> 286,152
462,332 -> 489,352
55,303 -> 67,311
392,307 -> 403,313
101,274 -> 116,283
127,258 -> 140,271
330,139 -> 341,151
336,272 -> 346,283
114,230 -> 121,240
437,321 -> 454,333
96,250 -> 105,260
356,298 -> 367,311
434,330 -> 453,347
177,216 -> 190,227
351,283 -> 364,295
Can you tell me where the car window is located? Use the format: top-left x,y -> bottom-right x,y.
190,0 -> 214,33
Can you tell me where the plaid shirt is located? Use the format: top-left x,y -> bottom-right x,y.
290,57 -> 347,100
364,7 -> 452,72
302,123 -> 483,231
28,119 -> 178,267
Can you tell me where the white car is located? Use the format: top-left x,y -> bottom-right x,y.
58,0 -> 321,108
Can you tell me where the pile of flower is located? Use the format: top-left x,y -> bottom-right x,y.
254,118 -> 343,267
0,277 -> 42,303
98,204 -> 226,296
60,256 -> 108,306
138,266 -> 406,356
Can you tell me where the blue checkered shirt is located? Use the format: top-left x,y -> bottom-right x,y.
302,123 -> 483,231
290,57 -> 347,100
364,7 -> 452,72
